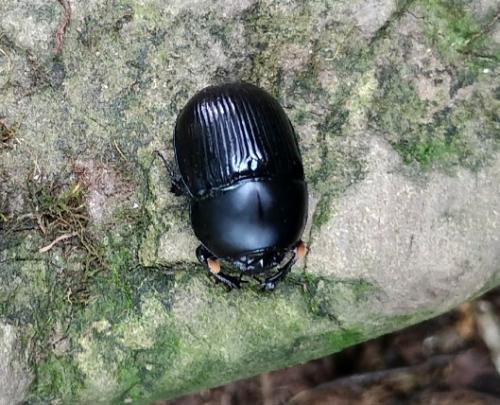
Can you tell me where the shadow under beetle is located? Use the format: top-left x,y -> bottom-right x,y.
165,82 -> 308,291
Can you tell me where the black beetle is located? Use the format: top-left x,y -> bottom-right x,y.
164,82 -> 308,290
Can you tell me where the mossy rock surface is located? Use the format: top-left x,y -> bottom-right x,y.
0,0 -> 499,403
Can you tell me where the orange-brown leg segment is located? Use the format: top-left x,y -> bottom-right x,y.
296,240 -> 307,259
196,245 -> 241,290
207,258 -> 220,274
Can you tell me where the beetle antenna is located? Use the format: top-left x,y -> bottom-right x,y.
154,150 -> 170,170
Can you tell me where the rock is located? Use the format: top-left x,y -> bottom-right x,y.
0,323 -> 32,405
342,0 -> 397,39
0,0 -> 499,403
308,136 -> 500,314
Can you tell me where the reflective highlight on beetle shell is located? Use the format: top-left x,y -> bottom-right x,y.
190,178 -> 307,258
174,82 -> 304,197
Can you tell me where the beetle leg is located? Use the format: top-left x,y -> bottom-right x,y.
196,245 -> 215,264
196,245 -> 242,290
155,150 -> 187,197
209,263 -> 243,290
212,272 -> 242,290
239,273 -> 249,285
296,240 -> 307,259
261,256 -> 296,291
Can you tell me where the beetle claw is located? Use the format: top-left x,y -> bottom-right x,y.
213,273 -> 241,290
155,150 -> 187,197
196,245 -> 241,290
261,281 -> 276,291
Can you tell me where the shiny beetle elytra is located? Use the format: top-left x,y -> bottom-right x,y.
165,82 -> 308,290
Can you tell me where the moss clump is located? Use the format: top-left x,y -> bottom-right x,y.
422,0 -> 499,92
28,178 -> 103,270
399,93 -> 498,169
423,0 -> 499,63
32,355 -> 85,402
240,2 -> 313,93
312,194 -> 333,228
390,104 -> 466,167
372,67 -> 427,141
27,177 -> 105,300
327,328 -> 365,349
398,138 -> 461,167
300,273 -> 382,325
372,61 -> 499,169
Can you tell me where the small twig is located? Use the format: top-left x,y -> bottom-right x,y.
290,355 -> 455,404
113,140 -> 128,161
260,372 -> 273,405
475,300 -> 500,374
407,11 -> 424,20
0,45 -> 12,87
53,0 -> 71,55
463,10 -> 500,50
35,213 -> 47,234
39,232 -> 77,253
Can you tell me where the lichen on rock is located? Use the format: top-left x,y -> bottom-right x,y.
0,0 -> 499,402
0,323 -> 32,405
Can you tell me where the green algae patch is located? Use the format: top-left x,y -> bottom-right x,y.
142,275 -> 370,401
73,294 -> 178,404
422,0 -> 499,72
239,3 -> 314,92
300,273 -> 383,325
1,0 -> 500,402
0,240 -> 85,404
346,70 -> 379,131
115,295 -> 170,350
32,356 -> 85,403
14,261 -> 359,402
378,75 -> 500,170
46,270 -> 387,403
312,193 -> 334,228
370,1 -> 500,171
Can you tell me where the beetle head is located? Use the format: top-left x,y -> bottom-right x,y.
233,249 -> 290,274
